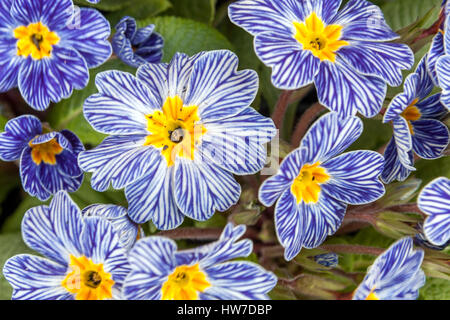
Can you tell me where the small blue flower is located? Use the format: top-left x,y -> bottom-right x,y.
122,223 -> 277,300
82,204 -> 144,251
353,237 -> 425,300
382,55 -> 449,184
2,191 -> 131,300
228,0 -> 414,118
414,223 -> 450,251
0,115 -> 84,201
112,16 -> 164,68
259,112 -> 385,261
0,0 -> 111,110
314,253 -> 338,268
418,177 -> 450,246
79,50 -> 276,230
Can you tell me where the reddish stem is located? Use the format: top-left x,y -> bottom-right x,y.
271,90 -> 294,129
291,102 -> 325,148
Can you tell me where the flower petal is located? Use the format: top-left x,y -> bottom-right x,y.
383,74 -> 419,123
436,55 -> 450,111
20,148 -> 52,201
381,137 -> 414,184
0,37 -> 22,92
322,150 -> 385,205
411,119 -> 449,159
136,62 -> 169,107
428,32 -> 445,86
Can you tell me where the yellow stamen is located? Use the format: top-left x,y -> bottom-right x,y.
161,264 -> 211,300
14,22 -> 60,60
401,98 -> 422,135
291,162 -> 330,204
29,137 -> 63,165
365,287 -> 379,300
144,96 -> 206,167
61,255 -> 115,300
293,12 -> 349,63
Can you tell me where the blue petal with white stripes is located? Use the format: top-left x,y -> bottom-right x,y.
259,113 -> 385,260
123,223 -> 277,300
0,115 -> 84,201
0,0 -> 111,110
353,237 -> 425,300
228,0 -> 413,118
80,50 -> 276,230
418,177 -> 450,246
3,191 -> 130,300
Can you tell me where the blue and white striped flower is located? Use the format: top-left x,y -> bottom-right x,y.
436,14 -> 450,110
314,253 -> 338,268
82,204 -> 143,251
414,222 -> 450,251
0,0 -> 111,110
353,237 -> 425,300
259,113 -> 385,261
0,115 -> 84,201
122,223 -> 277,300
427,0 -> 450,86
79,50 -> 276,230
2,191 -> 130,300
228,0 -> 414,118
382,55 -> 449,184
418,177 -> 450,246
112,16 -> 164,68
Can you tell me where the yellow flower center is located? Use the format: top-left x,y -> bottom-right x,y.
144,95 -> 206,167
400,98 -> 422,135
29,137 -> 63,165
293,12 -> 349,63
161,264 -> 211,300
291,162 -> 330,204
61,255 -> 115,300
14,22 -> 60,60
365,287 -> 379,300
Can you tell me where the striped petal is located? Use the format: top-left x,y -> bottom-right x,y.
200,107 -> 276,175
59,8 -> 112,68
419,177 -> 450,246
415,54 -> 434,100
428,32 -> 445,86
383,74 -> 418,123
20,148 -> 52,201
416,94 -> 448,119
174,156 -> 241,221
301,112 -> 363,163
167,52 -> 205,98
381,137 -> 414,184
36,157 -> 83,194
392,117 -> 413,166
136,62 -> 169,107
254,32 -> 320,90
338,42 -> 413,87
80,217 -> 130,285
84,71 -> 159,135
353,237 -> 425,300
202,261 -> 277,300
11,0 -> 73,31
60,129 -> 85,156
332,0 -> 399,41
3,254 -> 72,300
0,37 -> 22,92
436,55 -> 450,110
184,50 -> 258,121
258,148 -> 305,207
21,191 -> 84,266
411,119 -> 449,159
274,189 -> 305,261
322,151 -> 385,205
78,135 -> 156,191
18,46 -> 89,111
315,60 -> 386,118
0,115 -> 42,161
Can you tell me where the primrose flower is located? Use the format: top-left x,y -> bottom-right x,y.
353,237 -> 425,300
259,113 -> 385,261
82,204 -> 143,251
382,55 -> 449,184
436,15 -> 450,110
228,0 -> 414,118
0,0 -> 111,111
112,16 -> 164,68
79,50 -> 276,230
2,191 -> 130,300
122,223 -> 277,300
418,177 -> 450,246
0,115 -> 84,201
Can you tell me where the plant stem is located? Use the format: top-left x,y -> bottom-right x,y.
291,102 -> 325,148
271,90 -> 294,129
319,244 -> 384,256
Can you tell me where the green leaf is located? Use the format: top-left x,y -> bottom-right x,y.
47,59 -> 135,147
0,233 -> 34,300
419,277 -> 450,300
165,0 -> 216,25
414,157 -> 450,187
381,0 -> 442,31
105,0 -> 172,25
348,118 -> 392,152
137,16 -> 234,63
73,0 -> 129,11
